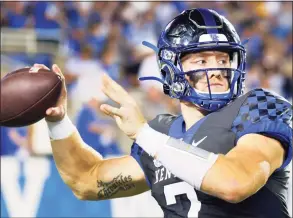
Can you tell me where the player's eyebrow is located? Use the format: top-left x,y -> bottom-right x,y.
181,53 -> 208,62
181,51 -> 229,62
180,53 -> 194,62
216,53 -> 229,58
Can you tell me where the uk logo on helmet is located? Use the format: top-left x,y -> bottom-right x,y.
210,34 -> 220,41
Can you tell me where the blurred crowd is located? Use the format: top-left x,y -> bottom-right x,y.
1,1 -> 292,157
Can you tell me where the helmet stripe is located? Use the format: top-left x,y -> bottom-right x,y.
197,8 -> 218,34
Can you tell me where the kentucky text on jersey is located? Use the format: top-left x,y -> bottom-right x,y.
154,162 -> 176,184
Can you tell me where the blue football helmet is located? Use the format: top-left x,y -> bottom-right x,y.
140,8 -> 248,112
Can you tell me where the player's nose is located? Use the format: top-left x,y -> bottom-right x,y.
206,59 -> 223,77
208,70 -> 222,79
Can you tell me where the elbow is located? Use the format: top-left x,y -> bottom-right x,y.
71,188 -> 99,201
66,183 -> 89,201
221,188 -> 247,204
63,177 -> 97,201
219,182 -> 252,204
219,167 -> 269,203
72,191 -> 94,201
73,191 -> 87,200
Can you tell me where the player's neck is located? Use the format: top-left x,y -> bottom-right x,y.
180,102 -> 206,131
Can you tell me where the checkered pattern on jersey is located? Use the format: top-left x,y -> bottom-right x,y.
232,88 -> 292,134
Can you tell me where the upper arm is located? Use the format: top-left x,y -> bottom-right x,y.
231,89 -> 292,171
226,133 -> 285,181
76,155 -> 150,201
202,133 -> 286,203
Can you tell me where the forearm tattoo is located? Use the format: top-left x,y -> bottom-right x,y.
97,173 -> 135,198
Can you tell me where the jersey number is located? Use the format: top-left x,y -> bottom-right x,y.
164,182 -> 201,217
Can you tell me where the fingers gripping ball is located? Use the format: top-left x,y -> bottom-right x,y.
0,67 -> 62,127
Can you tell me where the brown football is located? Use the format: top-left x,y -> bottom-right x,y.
0,67 -> 62,127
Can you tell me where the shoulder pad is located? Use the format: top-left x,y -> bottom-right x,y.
148,114 -> 177,134
232,88 -> 292,135
231,88 -> 292,170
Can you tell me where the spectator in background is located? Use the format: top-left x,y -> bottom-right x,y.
138,54 -> 161,93
272,2 -> 292,40
64,44 -> 107,119
76,97 -> 121,157
27,119 -> 52,156
0,127 -> 29,157
99,23 -> 121,81
154,2 -> 179,35
240,19 -> 264,64
0,2 -> 7,24
121,2 -> 158,64
2,2 -> 33,28
86,13 -> 108,57
63,2 -> 85,29
286,32 -> 292,55
33,2 -> 62,30
44,3 -> 65,25
281,55 -> 293,102
64,45 -> 94,86
265,69 -> 285,96
95,2 -> 121,23
245,63 -> 264,91
74,2 -> 93,18
64,23 -> 86,56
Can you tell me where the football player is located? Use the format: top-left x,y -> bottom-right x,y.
33,8 -> 292,218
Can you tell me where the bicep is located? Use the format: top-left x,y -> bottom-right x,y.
79,155 -> 150,201
201,134 -> 285,202
229,133 -> 285,175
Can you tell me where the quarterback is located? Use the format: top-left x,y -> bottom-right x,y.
32,8 -> 292,218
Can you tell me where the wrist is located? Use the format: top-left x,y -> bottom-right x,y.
134,122 -> 147,139
136,123 -> 169,156
46,114 -> 76,140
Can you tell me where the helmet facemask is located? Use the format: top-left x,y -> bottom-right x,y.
178,50 -> 241,100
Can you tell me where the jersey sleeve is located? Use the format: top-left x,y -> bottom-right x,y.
130,142 -> 144,168
231,88 -> 293,170
148,114 -> 177,134
130,142 -> 152,187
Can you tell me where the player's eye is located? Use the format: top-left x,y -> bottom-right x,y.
218,60 -> 228,65
193,60 -> 206,65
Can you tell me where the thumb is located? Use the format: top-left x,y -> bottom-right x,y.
52,64 -> 64,79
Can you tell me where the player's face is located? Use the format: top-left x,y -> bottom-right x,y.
181,51 -> 230,93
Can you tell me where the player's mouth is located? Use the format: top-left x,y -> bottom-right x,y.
208,83 -> 223,87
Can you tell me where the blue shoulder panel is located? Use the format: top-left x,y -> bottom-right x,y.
130,142 -> 152,187
231,88 -> 293,170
